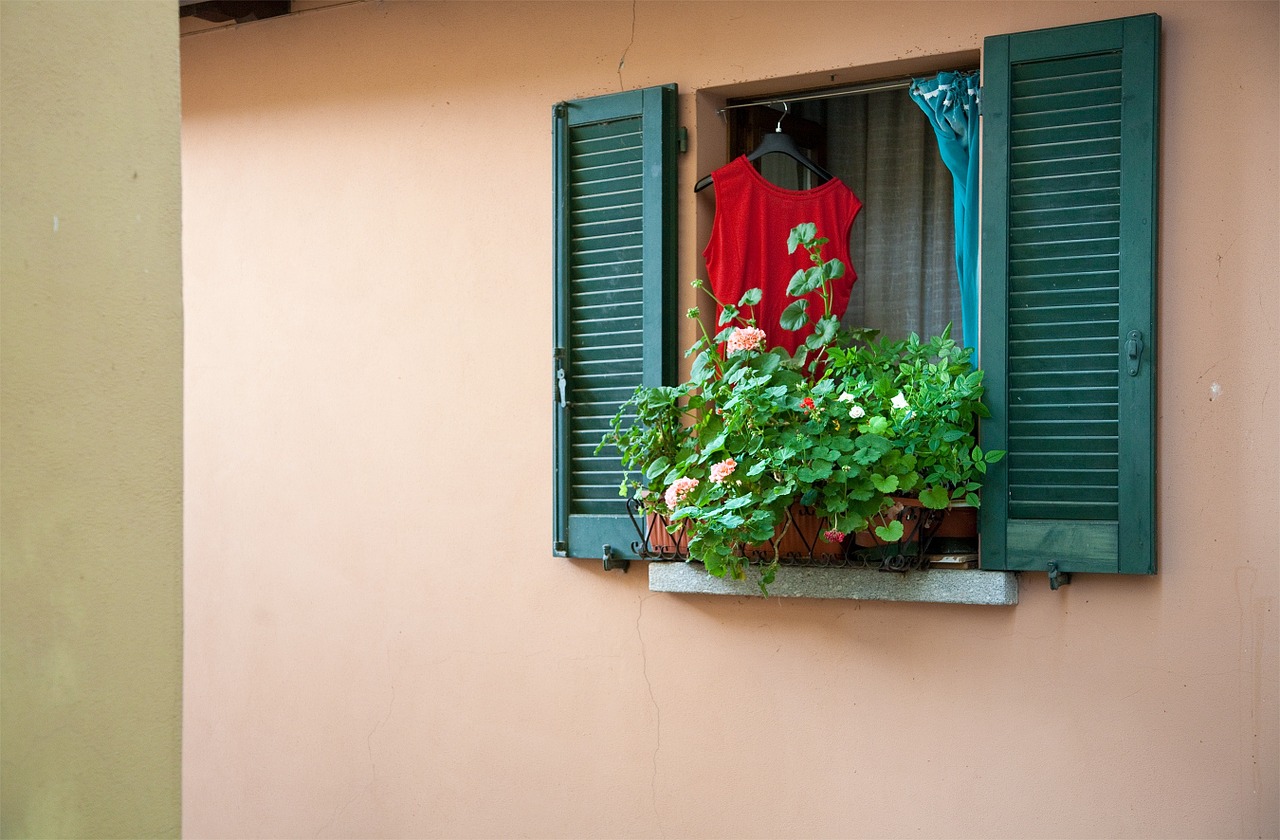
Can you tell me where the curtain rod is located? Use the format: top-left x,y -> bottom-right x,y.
719,78 -> 915,113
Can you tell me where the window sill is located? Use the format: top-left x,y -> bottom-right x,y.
648,562 -> 1018,605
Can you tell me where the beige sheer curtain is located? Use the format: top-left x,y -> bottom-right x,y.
826,90 -> 961,344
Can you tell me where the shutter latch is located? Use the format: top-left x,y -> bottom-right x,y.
1125,330 -> 1144,376
554,347 -> 569,408
1048,561 -> 1072,590
602,544 -> 629,573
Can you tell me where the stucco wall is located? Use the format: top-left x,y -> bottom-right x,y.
0,1 -> 184,837
180,2 -> 1278,837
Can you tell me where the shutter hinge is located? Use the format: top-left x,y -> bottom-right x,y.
678,126 -> 689,153
1048,561 -> 1072,590
553,102 -> 567,119
602,544 -> 629,573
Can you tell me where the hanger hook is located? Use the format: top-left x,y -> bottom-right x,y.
775,101 -> 789,133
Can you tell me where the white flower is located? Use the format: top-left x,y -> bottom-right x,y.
836,392 -> 857,402
848,404 -> 866,419
891,392 -> 910,410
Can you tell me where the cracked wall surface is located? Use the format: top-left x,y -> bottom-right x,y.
180,2 -> 1278,837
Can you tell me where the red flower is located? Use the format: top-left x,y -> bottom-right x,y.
801,397 -> 816,412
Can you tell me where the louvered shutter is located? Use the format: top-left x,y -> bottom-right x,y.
553,85 -> 678,560
979,15 -> 1158,575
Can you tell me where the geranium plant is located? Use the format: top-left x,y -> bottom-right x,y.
601,223 -> 1001,589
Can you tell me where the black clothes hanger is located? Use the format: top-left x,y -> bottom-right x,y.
694,102 -> 835,192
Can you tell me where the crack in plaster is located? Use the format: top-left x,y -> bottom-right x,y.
314,654 -> 397,838
616,0 -> 637,91
636,593 -> 665,835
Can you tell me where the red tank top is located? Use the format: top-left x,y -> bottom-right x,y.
703,156 -> 862,354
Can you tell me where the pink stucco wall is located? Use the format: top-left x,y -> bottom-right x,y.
181,2 -> 1278,837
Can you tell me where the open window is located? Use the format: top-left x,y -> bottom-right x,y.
553,14 -> 1159,585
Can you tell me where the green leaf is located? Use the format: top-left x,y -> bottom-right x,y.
827,436 -> 855,452
985,449 -> 1006,463
851,434 -> 892,465
644,456 -> 670,480
874,520 -> 905,542
865,416 -> 891,435
812,316 -> 840,345
823,258 -> 846,280
779,299 -> 810,331
918,485 -> 950,509
718,305 -> 739,326
870,473 -> 899,493
737,288 -> 763,307
690,349 -> 714,380
785,269 -> 808,297
787,222 -> 816,253
749,351 -> 782,375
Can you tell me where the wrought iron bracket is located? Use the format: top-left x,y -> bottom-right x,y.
1048,561 -> 1072,589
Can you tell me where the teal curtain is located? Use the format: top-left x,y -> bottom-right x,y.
909,71 -> 980,351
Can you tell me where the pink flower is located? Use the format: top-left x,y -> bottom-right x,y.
709,458 -> 737,483
726,326 -> 766,354
664,477 -> 699,509
823,529 -> 845,544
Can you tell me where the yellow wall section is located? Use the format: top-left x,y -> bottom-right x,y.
0,2 -> 183,836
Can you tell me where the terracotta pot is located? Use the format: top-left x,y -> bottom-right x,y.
647,503 -> 844,560
744,504 -> 843,559
644,511 -> 688,556
854,496 -> 977,547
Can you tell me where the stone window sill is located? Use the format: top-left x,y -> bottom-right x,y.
648,562 -> 1018,605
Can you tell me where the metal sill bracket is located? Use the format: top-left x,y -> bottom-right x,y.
1048,561 -> 1072,590
602,544 -> 629,573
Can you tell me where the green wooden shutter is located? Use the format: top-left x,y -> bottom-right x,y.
553,84 -> 678,560
979,15 -> 1158,575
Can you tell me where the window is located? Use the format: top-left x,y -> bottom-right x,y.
553,14 -> 1158,579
